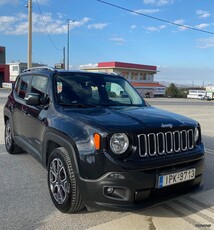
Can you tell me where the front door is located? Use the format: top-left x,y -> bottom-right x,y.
21,74 -> 48,159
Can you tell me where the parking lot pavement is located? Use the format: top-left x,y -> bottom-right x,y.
88,189 -> 214,230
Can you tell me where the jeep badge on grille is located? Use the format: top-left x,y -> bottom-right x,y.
161,123 -> 173,128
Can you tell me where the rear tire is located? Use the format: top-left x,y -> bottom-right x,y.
5,119 -> 22,154
47,147 -> 85,213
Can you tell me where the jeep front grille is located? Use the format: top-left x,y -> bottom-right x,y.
138,129 -> 194,157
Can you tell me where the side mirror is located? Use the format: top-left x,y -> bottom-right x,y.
25,93 -> 41,105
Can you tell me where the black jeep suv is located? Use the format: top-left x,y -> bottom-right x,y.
4,67 -> 205,213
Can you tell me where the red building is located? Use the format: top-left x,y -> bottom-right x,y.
0,64 -> 9,86
0,46 -> 10,87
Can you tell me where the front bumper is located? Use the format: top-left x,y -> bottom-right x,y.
76,156 -> 204,211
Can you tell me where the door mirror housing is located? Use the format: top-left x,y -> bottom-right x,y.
25,93 -> 41,105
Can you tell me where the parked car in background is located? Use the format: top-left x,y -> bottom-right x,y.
187,90 -> 206,99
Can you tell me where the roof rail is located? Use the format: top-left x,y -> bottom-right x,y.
22,66 -> 56,73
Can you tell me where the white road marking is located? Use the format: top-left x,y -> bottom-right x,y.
206,148 -> 214,155
86,189 -> 214,230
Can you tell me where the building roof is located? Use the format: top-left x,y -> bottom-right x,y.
131,82 -> 166,88
98,61 -> 157,72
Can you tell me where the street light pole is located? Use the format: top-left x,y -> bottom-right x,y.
28,0 -> 32,68
63,46 -> 65,70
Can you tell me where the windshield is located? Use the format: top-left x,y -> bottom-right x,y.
55,72 -> 146,107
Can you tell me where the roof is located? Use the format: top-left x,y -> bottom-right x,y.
131,82 -> 166,88
98,61 -> 157,71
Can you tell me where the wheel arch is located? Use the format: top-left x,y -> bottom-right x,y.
4,108 -> 11,124
43,131 -> 80,174
3,110 -> 14,138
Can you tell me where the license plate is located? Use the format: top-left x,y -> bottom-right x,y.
158,168 -> 196,188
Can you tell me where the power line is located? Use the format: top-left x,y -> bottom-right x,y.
35,0 -> 62,51
97,0 -> 214,35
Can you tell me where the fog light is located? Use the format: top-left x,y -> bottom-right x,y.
103,186 -> 130,201
106,187 -> 114,195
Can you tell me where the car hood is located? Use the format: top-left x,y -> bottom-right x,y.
61,105 -> 197,132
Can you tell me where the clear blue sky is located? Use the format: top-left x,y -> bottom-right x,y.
0,0 -> 214,85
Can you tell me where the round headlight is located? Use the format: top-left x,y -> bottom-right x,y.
194,127 -> 199,143
110,133 -> 129,155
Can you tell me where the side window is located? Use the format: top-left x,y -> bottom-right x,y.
17,75 -> 32,99
30,75 -> 48,98
105,82 -> 131,104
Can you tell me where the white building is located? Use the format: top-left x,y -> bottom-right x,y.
8,62 -> 46,82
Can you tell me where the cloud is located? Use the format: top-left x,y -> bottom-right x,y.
143,0 -> 174,6
196,37 -> 214,48
71,17 -> 92,28
196,10 -> 211,19
172,21 -> 189,32
130,25 -> 137,30
109,35 -> 126,45
132,9 -> 159,15
0,13 -> 91,35
174,21 -> 210,32
145,25 -> 166,32
87,23 -> 108,30
0,14 -> 27,35
177,25 -> 189,31
173,19 -> 185,25
195,23 -> 209,29
172,19 -> 189,31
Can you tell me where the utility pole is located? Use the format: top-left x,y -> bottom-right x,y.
27,0 -> 32,68
67,19 -> 70,70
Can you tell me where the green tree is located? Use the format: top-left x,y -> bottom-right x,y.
165,83 -> 179,98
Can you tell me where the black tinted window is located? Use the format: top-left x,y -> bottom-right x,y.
17,75 -> 32,99
55,73 -> 145,106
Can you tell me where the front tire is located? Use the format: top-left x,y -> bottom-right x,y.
5,119 -> 22,154
47,147 -> 85,213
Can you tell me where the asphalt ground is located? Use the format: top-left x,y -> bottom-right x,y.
0,89 -> 214,230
